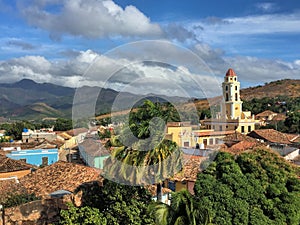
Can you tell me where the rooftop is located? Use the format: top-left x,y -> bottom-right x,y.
0,155 -> 34,173
172,154 -> 205,182
247,129 -> 293,145
225,68 -> 237,77
19,161 -> 102,197
256,110 -> 276,117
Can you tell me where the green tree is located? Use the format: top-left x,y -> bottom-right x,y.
60,203 -> 107,225
104,100 -> 182,201
149,189 -> 211,225
53,118 -> 73,131
194,148 -> 300,225
60,179 -> 155,225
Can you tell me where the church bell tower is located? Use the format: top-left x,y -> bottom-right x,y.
222,68 -> 243,119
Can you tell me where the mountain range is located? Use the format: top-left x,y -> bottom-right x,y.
0,79 -> 187,121
0,78 -> 299,121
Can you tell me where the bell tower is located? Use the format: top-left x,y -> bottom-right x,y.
222,68 -> 243,119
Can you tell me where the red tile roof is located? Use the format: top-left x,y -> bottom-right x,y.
0,179 -> 26,203
0,155 -> 34,173
194,130 -> 235,137
19,161 -> 102,197
256,110 -> 276,117
226,68 -> 237,77
172,154 -> 205,182
247,129 -> 292,145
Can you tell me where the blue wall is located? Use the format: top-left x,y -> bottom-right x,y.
6,149 -> 58,166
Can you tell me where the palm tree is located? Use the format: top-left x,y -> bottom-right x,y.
103,100 -> 183,201
149,189 -> 212,225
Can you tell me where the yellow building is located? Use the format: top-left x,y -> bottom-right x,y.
205,68 -> 257,134
166,68 -> 257,147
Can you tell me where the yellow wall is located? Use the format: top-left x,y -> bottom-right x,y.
167,126 -> 192,147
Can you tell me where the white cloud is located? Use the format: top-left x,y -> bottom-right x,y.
17,0 -> 162,39
0,43 -> 299,98
188,12 -> 300,47
255,2 -> 278,13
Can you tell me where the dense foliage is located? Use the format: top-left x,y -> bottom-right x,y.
3,193 -> 40,208
53,118 -> 73,131
243,96 -> 300,133
149,189 -> 211,225
59,179 -> 155,225
194,148 -> 300,225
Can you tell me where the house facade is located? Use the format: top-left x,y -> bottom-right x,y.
6,148 -> 58,167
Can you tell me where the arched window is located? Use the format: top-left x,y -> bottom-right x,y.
235,93 -> 238,101
225,85 -> 228,91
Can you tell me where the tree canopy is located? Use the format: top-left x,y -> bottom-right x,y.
194,148 -> 300,225
59,179 -> 155,225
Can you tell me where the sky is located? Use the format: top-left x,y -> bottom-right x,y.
0,0 -> 299,98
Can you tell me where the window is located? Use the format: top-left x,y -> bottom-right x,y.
248,126 -> 251,132
226,93 -> 229,101
241,126 -> 245,133
209,138 -> 214,145
42,157 -> 48,166
235,86 -> 237,90
219,126 -> 223,131
225,85 -> 228,91
235,93 -> 238,101
183,142 -> 189,147
203,139 -> 207,146
234,77 -> 237,81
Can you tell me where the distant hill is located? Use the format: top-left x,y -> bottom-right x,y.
189,79 -> 300,112
0,79 -> 187,121
240,79 -> 300,100
0,78 -> 299,121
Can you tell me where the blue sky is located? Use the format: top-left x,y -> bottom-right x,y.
0,0 -> 299,97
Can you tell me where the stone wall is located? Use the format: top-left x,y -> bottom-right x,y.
0,196 -> 71,225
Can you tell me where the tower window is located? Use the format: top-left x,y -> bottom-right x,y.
225,85 -> 228,91
226,93 -> 229,101
235,86 -> 237,90
234,77 -> 237,81
235,93 -> 238,101
241,126 -> 245,133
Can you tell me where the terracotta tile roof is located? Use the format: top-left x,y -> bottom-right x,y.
223,132 -> 259,143
145,185 -> 172,196
19,161 -> 103,197
0,155 -> 34,173
272,114 -> 287,121
247,129 -> 292,145
79,138 -> 110,156
0,142 -> 37,149
194,130 -> 235,137
0,179 -> 26,203
287,134 -> 300,143
66,128 -> 88,137
172,154 -> 204,182
256,110 -> 276,117
33,139 -> 64,149
56,132 -> 73,140
225,141 -> 259,154
226,68 -> 236,77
